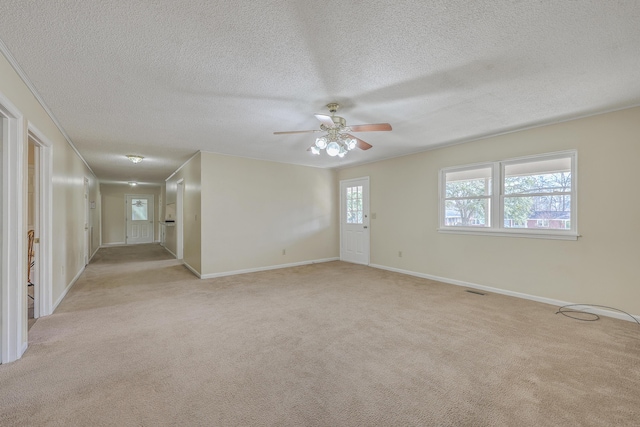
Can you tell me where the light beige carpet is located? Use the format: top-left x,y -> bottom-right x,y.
1,244 -> 639,426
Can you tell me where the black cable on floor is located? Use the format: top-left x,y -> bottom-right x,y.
556,304 -> 640,325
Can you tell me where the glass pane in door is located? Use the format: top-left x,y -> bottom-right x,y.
131,198 -> 148,221
346,185 -> 363,224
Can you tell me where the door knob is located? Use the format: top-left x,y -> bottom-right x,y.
363,226 -> 368,229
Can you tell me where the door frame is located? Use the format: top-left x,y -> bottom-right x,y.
1,92 -> 26,363
339,176 -> 370,265
125,194 -> 155,244
176,179 -> 184,259
83,178 -> 89,264
27,125 -> 53,318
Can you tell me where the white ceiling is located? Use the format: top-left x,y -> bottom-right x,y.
1,1 -> 639,184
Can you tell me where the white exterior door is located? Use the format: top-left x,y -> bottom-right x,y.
340,177 -> 370,265
126,194 -> 154,244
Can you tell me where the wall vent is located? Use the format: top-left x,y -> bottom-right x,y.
465,289 -> 486,296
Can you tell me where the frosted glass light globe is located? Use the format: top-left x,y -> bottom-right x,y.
315,137 -> 328,149
326,141 -> 340,156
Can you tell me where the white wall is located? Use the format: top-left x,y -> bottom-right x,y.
0,48 -> 98,351
338,107 -> 640,315
199,152 -> 338,277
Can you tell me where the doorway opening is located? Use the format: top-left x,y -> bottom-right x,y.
176,180 -> 184,260
84,178 -> 89,264
1,95 -> 25,363
27,138 -> 38,326
26,127 -> 53,324
1,108 -> 5,359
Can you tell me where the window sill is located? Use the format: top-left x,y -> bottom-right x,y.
437,228 -> 579,240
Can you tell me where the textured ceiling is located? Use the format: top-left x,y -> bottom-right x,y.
1,1 -> 639,183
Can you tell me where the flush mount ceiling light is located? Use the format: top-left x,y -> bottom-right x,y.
274,103 -> 392,158
126,155 -> 144,164
129,181 -> 137,186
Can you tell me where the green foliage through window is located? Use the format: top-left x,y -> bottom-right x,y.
441,152 -> 576,235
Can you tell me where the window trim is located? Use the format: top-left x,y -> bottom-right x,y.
438,150 -> 578,240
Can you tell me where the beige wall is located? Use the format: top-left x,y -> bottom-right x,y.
165,153 -> 201,273
0,51 -> 99,347
338,107 -> 640,315
199,152 -> 339,276
100,183 -> 161,245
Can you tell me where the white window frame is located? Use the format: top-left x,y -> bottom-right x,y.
440,163 -> 495,228
439,150 -> 578,240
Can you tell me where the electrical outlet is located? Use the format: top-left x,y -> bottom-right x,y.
282,249 -> 286,255
398,251 -> 403,257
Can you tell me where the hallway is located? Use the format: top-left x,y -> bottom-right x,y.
1,244 -> 197,424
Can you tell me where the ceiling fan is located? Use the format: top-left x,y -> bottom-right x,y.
274,103 -> 392,157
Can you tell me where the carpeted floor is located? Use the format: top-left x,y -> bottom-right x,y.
1,243 -> 639,426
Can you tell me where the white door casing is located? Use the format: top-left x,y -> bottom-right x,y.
1,93 -> 26,363
340,177 -> 370,265
84,177 -> 89,265
28,125 -> 53,318
176,180 -> 184,260
126,194 -> 154,244
27,143 -> 38,318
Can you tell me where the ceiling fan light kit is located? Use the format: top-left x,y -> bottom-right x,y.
314,135 -> 356,157
274,103 -> 392,158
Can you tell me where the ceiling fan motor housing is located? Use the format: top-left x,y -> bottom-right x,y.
332,116 -> 346,128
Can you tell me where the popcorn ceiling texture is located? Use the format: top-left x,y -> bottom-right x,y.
0,1 -> 639,182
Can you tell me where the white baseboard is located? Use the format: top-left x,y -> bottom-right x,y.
100,242 -> 161,248
100,242 -> 126,247
369,264 -> 640,323
52,265 -> 85,312
164,246 -> 177,258
183,261 -> 201,278
200,257 -> 340,279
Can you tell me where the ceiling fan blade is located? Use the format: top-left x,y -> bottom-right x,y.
346,134 -> 373,150
349,123 -> 392,132
314,114 -> 336,128
273,129 -> 320,135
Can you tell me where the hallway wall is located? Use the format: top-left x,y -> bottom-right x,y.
0,47 -> 99,352
100,183 -> 161,245
164,152 -> 339,277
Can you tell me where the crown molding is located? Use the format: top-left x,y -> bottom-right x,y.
0,37 -> 95,177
